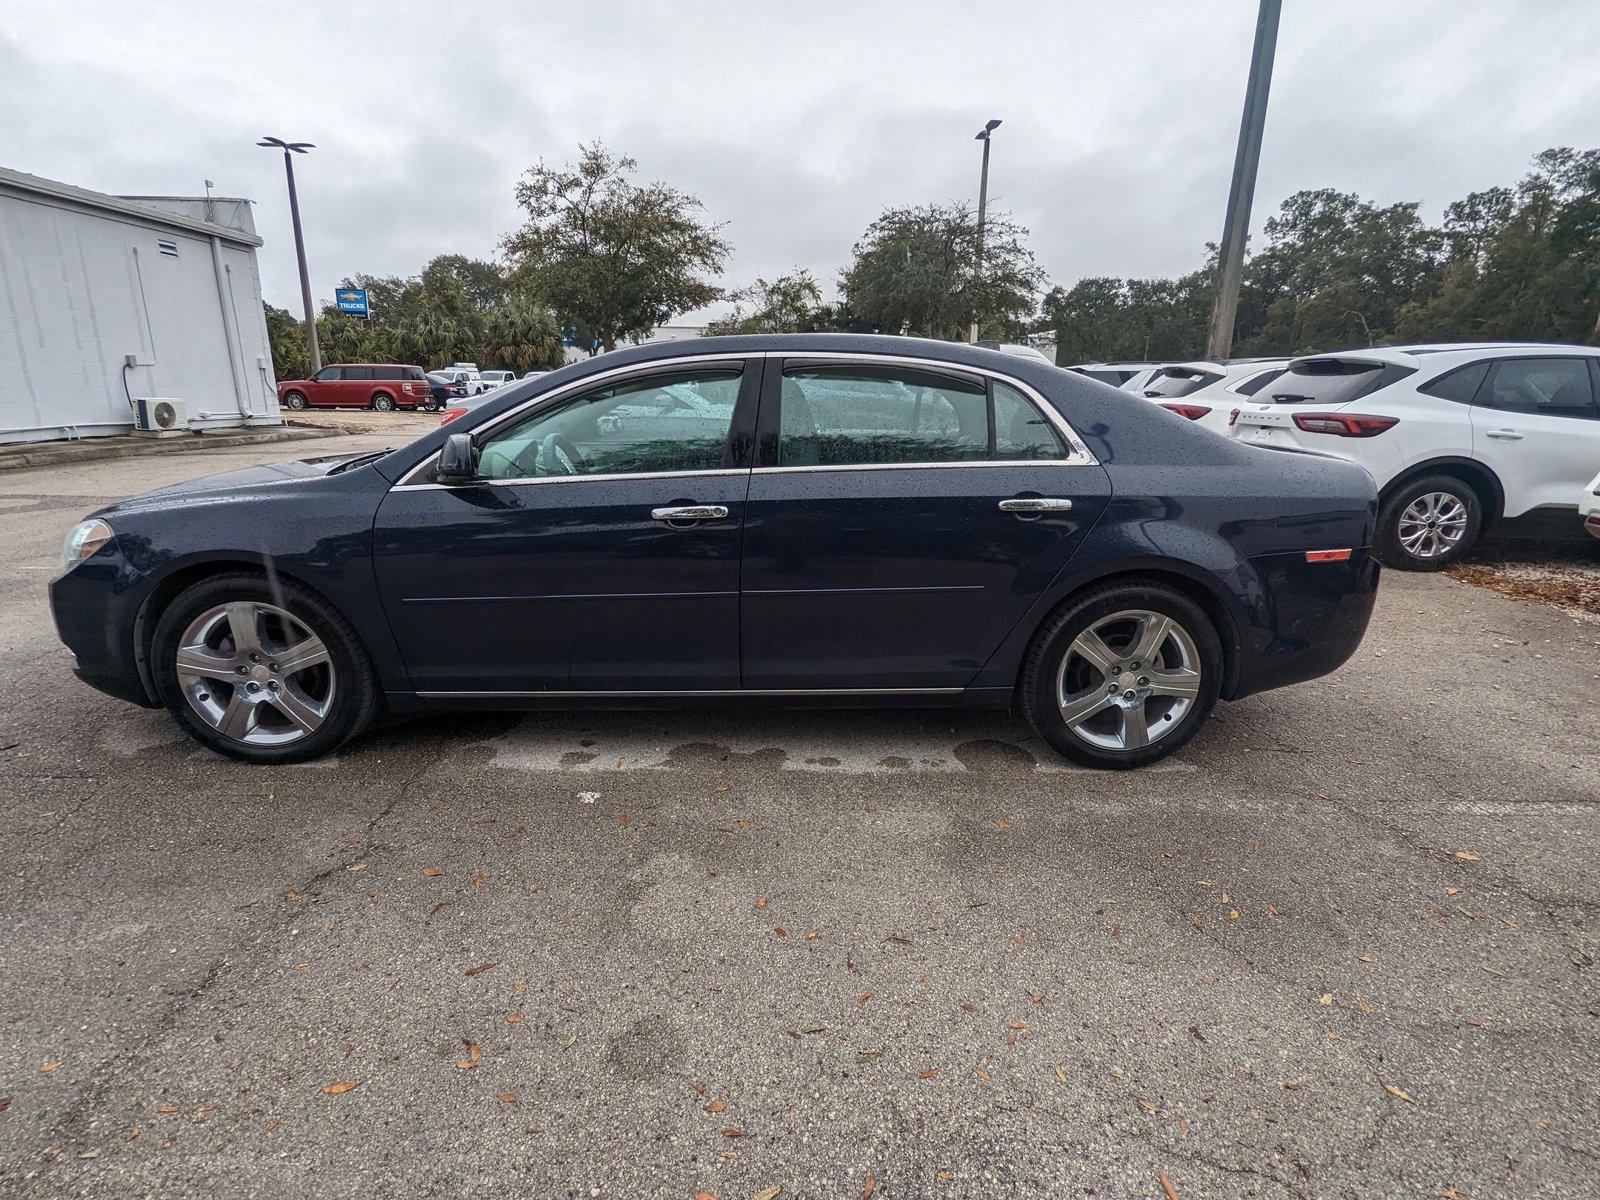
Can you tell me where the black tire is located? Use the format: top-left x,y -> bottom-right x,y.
1020,582 -> 1223,770
283,391 -> 307,411
371,392 -> 396,412
149,572 -> 379,764
1376,474 -> 1481,571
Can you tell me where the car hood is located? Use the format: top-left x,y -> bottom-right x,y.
94,453 -> 369,517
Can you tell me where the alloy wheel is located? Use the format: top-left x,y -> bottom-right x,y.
1055,609 -> 1202,751
174,602 -> 336,747
1397,491 -> 1468,560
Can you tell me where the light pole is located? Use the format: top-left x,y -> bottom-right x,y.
257,136 -> 321,374
970,118 -> 1001,343
1204,0 -> 1282,360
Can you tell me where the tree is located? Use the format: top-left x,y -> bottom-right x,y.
839,203 -> 1046,341
502,143 -> 730,352
263,304 -> 310,379
705,269 -> 827,335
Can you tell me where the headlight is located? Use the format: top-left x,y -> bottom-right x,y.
61,519 -> 114,573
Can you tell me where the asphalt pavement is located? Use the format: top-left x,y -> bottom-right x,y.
1,428 -> 1596,1199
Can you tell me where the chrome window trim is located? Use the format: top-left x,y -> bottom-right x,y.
392,349 -> 1097,491
416,686 -> 965,699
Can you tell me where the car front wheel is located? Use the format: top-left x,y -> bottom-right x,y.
1376,475 -> 1481,570
1020,583 -> 1222,769
150,573 -> 379,763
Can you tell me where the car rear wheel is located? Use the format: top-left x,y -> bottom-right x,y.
150,573 -> 379,763
371,393 -> 396,412
283,391 -> 307,410
1377,475 -> 1481,571
1020,583 -> 1222,769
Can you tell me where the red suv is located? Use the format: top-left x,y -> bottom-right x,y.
278,364 -> 434,412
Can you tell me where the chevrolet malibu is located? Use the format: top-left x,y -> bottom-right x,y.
51,335 -> 1380,769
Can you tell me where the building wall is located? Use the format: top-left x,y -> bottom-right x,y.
0,186 -> 280,445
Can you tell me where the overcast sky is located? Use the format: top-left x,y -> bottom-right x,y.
6,0 -> 1599,323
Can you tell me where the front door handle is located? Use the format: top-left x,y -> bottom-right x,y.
651,504 -> 730,522
999,497 -> 1074,514
1485,429 -> 1523,440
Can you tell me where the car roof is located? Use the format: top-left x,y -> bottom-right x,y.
1288,342 -> 1600,370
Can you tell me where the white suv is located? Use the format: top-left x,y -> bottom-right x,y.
1142,359 -> 1289,434
1227,343 -> 1600,569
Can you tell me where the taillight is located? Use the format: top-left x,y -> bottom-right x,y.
440,406 -> 468,425
1291,413 -> 1398,437
1228,408 -> 1240,427
1159,403 -> 1209,421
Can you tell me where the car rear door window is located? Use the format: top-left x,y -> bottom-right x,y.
779,366 -> 1065,467
476,368 -> 742,480
1234,368 -> 1286,396
345,366 -> 374,382
1481,358 -> 1598,419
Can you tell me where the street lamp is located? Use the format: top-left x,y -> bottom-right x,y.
970,119 -> 1001,344
257,136 -> 321,374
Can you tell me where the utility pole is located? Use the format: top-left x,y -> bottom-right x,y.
257,136 -> 321,373
971,119 -> 1001,343
1204,0 -> 1282,360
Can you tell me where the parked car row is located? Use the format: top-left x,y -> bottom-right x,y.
278,362 -> 535,413
1069,343 -> 1600,569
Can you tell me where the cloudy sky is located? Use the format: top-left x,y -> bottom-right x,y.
6,0 -> 1598,322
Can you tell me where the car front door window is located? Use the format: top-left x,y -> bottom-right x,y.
476,369 -> 742,480
1483,358 -> 1598,419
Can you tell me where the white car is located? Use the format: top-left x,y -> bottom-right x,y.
1582,469 -> 1600,540
1226,343 -> 1600,569
435,368 -> 487,396
479,370 -> 517,389
1144,359 -> 1290,434
977,341 -> 1054,365
521,370 -> 548,381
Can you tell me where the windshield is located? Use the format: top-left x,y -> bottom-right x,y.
1143,368 -> 1221,398
1263,360 -> 1399,405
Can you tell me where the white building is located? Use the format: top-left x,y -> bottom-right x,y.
0,167 -> 281,445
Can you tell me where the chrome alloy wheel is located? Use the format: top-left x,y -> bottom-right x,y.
1397,491 -> 1468,560
1055,609 -> 1202,751
174,602 -> 336,747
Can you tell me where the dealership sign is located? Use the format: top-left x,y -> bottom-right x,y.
335,288 -> 370,317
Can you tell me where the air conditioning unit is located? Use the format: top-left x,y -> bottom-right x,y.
132,397 -> 188,436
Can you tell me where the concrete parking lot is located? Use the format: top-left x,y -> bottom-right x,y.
1,427 -> 1597,1199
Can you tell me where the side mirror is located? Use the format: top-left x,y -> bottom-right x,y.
436,432 -> 479,483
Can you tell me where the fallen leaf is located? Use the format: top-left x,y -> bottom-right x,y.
39,1061 -> 60,1073
1355,999 -> 1373,1015
994,818 -> 1011,830
692,1081 -> 709,1097
473,873 -> 486,889
960,1002 -> 977,1014
974,1067 -> 992,1083
694,1191 -> 716,1200
857,992 -> 873,1005
918,1068 -> 939,1080
1228,909 -> 1240,922
1464,1018 -> 1482,1028
1052,1065 -> 1068,1084
706,1099 -> 727,1114
753,1189 -> 782,1200
1010,1020 -> 1028,1031
499,1093 -> 517,1103
456,1041 -> 482,1070
863,1175 -> 877,1198
126,1126 -> 138,1140
429,901 -> 450,918
1318,993 -> 1334,1006
937,1171 -> 954,1181
1451,851 -> 1480,862
1267,905 -> 1284,917
721,1127 -> 745,1138
346,863 -> 367,873
322,1080 -> 359,1095
155,1104 -> 179,1114
1177,1116 -> 1190,1133
773,927 -> 788,938
1011,934 -> 1031,948
1446,886 -> 1462,896
465,962 -> 498,976
755,896 -> 768,909
1158,1172 -> 1182,1200
422,868 -> 442,877
1383,1083 -> 1417,1104
617,811 -> 630,825
1138,1098 -> 1159,1114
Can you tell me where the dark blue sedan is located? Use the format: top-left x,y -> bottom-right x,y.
50,335 -> 1380,769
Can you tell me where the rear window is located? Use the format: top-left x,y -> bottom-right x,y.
1077,369 -> 1132,386
1234,367 -> 1286,396
1143,368 -> 1222,398
1261,360 -> 1412,405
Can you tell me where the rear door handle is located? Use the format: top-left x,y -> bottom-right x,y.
651,504 -> 730,522
1485,429 -> 1523,440
999,497 -> 1074,513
